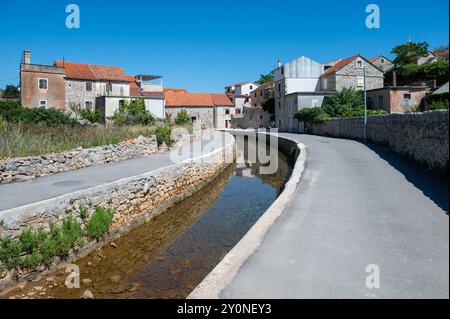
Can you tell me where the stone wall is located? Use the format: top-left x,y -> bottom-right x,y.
0,133 -> 234,287
231,107 -> 271,129
308,110 -> 449,174
0,136 -> 158,184
165,107 -> 214,128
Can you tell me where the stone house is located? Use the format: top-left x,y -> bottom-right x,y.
225,81 -> 259,114
250,81 -> 274,107
368,55 -> 394,72
164,90 -> 234,128
320,55 -> 384,92
417,51 -> 443,65
19,50 -> 164,121
367,86 -> 428,113
274,54 -> 384,132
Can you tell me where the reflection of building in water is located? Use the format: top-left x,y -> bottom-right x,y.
235,162 -> 255,178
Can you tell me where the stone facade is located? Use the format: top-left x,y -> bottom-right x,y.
231,107 -> 271,129
165,107 -> 214,128
0,136 -> 158,184
322,57 -> 384,92
367,86 -> 428,113
65,79 -> 130,110
370,56 -> 394,73
308,110 -> 449,174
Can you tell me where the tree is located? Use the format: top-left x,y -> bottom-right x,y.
391,41 -> 429,66
262,98 -> 275,120
111,99 -> 155,125
323,88 -> 364,117
1,85 -> 19,99
294,107 -> 329,124
255,72 -> 274,85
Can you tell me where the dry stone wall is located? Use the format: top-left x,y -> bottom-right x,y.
309,110 -> 449,174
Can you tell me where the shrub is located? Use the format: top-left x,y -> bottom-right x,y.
111,99 -> 155,126
0,100 -> 78,127
175,110 -> 191,125
323,88 -> 364,118
427,100 -> 449,110
0,216 -> 84,270
86,207 -> 114,239
80,108 -> 102,123
294,107 -> 329,124
155,125 -> 175,147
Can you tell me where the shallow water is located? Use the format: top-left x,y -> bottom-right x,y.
48,139 -> 291,299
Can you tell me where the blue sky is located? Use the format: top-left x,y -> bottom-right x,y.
0,0 -> 448,92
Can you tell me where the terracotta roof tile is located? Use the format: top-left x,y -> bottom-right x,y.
165,92 -> 213,107
322,55 -> 360,76
54,60 -> 129,82
210,93 -> 234,106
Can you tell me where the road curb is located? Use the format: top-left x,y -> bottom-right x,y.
188,132 -> 308,299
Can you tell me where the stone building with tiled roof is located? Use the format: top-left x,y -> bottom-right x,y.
19,50 -> 164,121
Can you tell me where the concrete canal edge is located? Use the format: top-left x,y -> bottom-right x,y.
188,132 -> 307,299
0,131 -> 235,292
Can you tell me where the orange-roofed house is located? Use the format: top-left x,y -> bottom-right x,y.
19,50 -> 164,121
164,91 -> 234,128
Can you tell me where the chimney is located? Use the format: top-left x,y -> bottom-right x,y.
23,50 -> 31,64
392,71 -> 397,87
277,59 -> 282,68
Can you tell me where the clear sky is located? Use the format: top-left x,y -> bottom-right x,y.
0,0 -> 448,92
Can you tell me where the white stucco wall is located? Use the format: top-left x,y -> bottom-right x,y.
145,98 -> 165,119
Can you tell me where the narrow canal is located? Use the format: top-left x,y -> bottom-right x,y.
9,137 -> 292,299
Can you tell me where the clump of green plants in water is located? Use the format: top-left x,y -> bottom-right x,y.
0,206 -> 114,272
86,206 -> 115,239
155,124 -> 175,147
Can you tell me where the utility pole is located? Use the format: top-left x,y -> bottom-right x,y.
363,66 -> 368,142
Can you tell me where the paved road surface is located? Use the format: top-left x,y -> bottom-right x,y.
220,134 -> 449,299
0,131 -> 231,212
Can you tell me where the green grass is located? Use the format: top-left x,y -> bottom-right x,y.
0,122 -> 158,159
86,206 -> 114,239
0,207 -> 115,271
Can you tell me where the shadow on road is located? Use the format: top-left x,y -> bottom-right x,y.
367,143 -> 449,214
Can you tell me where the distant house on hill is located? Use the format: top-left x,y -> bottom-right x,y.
368,55 -> 394,72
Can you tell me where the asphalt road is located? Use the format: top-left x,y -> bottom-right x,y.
220,134 -> 449,299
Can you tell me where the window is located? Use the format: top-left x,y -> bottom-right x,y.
404,94 -> 412,107
357,60 -> 363,68
39,100 -> 47,108
260,92 -> 263,97
323,78 -> 328,90
38,78 -> 48,90
106,83 -> 112,93
278,102 -> 281,109
236,109 -> 241,115
119,100 -> 125,107
278,83 -> 281,92
120,86 -> 124,96
278,120 -> 281,127
281,67 -> 284,75
357,76 -> 364,88
249,85 -> 253,90
85,101 -> 93,110
381,58 -> 385,64
86,81 -> 93,92
378,96 -> 384,108
225,109 -> 230,115
312,99 -> 319,107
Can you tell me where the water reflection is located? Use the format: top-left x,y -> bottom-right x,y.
49,138 -> 291,299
